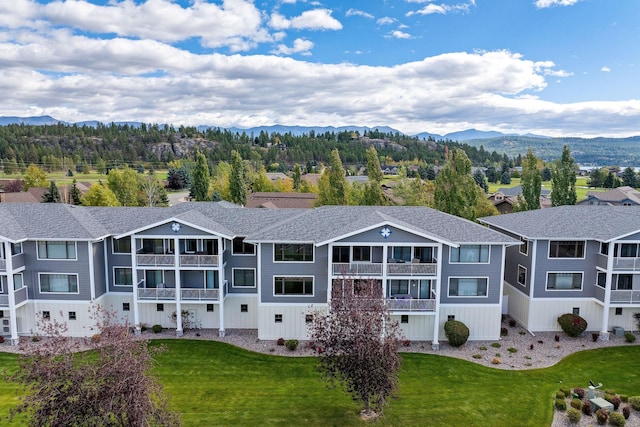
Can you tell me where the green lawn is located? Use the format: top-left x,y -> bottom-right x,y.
1,341 -> 639,426
488,176 -> 607,203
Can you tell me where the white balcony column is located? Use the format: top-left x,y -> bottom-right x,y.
218,237 -> 226,337
327,243 -> 334,303
600,241 -> 615,340
4,241 -> 18,345
130,236 -> 140,334
174,236 -> 182,337
87,241 -> 96,301
431,243 -> 443,350
382,245 -> 388,297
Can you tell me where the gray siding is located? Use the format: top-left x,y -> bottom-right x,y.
225,248 -> 258,295
23,241 -> 92,301
93,241 -> 107,297
619,231 -> 640,241
106,237 -> 133,293
339,226 -> 438,244
260,244 -> 328,303
440,245 -> 504,304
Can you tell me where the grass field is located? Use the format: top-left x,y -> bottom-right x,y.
488,176 -> 606,203
1,341 -> 639,426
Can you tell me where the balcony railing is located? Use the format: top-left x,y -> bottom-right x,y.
180,288 -> 220,300
136,254 -> 175,267
0,286 -> 28,306
612,258 -> 640,271
386,298 -> 436,312
611,290 -> 640,304
387,263 -> 436,276
0,294 -> 7,306
137,282 -> 222,301
332,263 -> 383,276
0,259 -> 5,271
179,254 -> 219,267
138,287 -> 176,300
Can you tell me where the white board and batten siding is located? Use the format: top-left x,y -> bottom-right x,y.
224,295 -> 258,329
607,307 -> 639,332
527,298 -> 603,332
439,304 -> 503,341
503,283 -> 530,329
258,304 -> 327,340
392,315 -> 435,341
22,301 -> 97,337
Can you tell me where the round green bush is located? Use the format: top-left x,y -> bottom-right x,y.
444,320 -> 469,347
151,324 -> 163,333
284,339 -> 299,351
570,398 -> 582,410
491,342 -> 501,348
557,313 -> 588,337
624,332 -> 636,343
556,391 -> 567,399
555,399 -> 567,411
628,396 -> 640,411
608,411 -> 626,427
566,407 -> 581,424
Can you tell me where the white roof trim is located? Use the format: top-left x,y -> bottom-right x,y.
114,217 -> 233,240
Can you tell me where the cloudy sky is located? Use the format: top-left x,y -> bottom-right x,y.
1,0 -> 639,137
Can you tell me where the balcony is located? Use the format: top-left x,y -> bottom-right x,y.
387,262 -> 436,276
180,288 -> 220,300
0,259 -> 5,271
0,294 -> 6,307
137,281 -> 222,301
386,298 -> 436,312
612,258 -> 640,271
136,254 -> 175,267
611,290 -> 640,304
179,254 -> 219,267
332,263 -> 383,276
0,286 -> 28,307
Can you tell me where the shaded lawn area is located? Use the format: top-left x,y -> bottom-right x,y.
1,341 -> 639,426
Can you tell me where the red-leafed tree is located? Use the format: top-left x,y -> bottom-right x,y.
9,306 -> 180,426
309,279 -> 403,419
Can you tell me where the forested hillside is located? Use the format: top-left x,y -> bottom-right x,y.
0,123 -> 516,171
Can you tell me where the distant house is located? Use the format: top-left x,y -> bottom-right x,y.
246,192 -> 318,209
0,187 -> 47,203
488,185 -> 552,214
578,186 -> 640,206
265,173 -> 289,184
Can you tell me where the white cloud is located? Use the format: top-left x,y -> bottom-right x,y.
406,2 -> 472,17
534,0 -> 581,8
270,9 -> 342,30
601,66 -> 611,72
271,38 -> 314,56
346,9 -> 374,19
376,16 -> 396,25
387,30 -> 413,39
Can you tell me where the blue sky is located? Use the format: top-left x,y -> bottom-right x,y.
0,0 -> 638,137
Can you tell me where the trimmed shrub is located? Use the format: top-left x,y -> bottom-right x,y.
608,411 -> 625,427
509,318 -> 517,327
500,327 -> 508,336
628,396 -> 640,410
624,332 -> 636,343
491,342 -> 501,348
582,400 -> 593,416
479,346 -> 487,351
151,324 -> 163,333
444,320 -> 469,347
472,354 -> 482,359
491,357 -> 501,364
507,347 -> 518,353
555,399 -> 567,411
611,396 -> 621,410
570,398 -> 583,410
91,334 -> 101,343
0,336 -> 4,344
605,389 -> 616,395
596,408 -> 609,425
573,388 -> 585,399
284,339 -> 299,351
605,394 -> 616,403
556,391 -> 567,399
560,387 -> 572,397
622,406 -> 631,420
402,339 -> 411,347
566,407 -> 581,424
557,313 -> 588,337
620,395 -> 629,403
276,337 -> 285,346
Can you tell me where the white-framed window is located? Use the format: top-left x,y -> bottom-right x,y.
232,237 -> 255,255
274,276 -> 313,296
617,243 -> 639,258
519,239 -> 529,256
389,279 -> 409,295
597,272 -> 606,288
600,242 -> 609,256
37,241 -> 77,260
39,273 -> 79,294
232,268 -> 256,288
352,246 -> 371,262
546,272 -> 583,290
185,239 -> 198,253
145,270 -> 164,288
112,238 -> 131,254
617,274 -> 633,290
548,241 -> 585,258
11,242 -> 23,255
274,244 -> 314,262
448,277 -> 488,297
450,245 -> 490,263
114,267 -> 133,287
13,273 -> 23,290
332,246 -> 350,263
517,265 -> 527,286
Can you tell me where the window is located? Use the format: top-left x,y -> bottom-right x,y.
112,238 -> 131,254
390,280 -> 409,295
305,314 -> 313,323
232,237 -> 255,255
546,272 -> 582,290
233,269 -> 255,287
619,243 -> 639,258
332,246 -> 349,263
519,239 -> 529,256
615,307 -> 623,316
617,274 -> 633,290
597,272 -> 606,288
123,303 -> 130,312
274,244 -> 313,262
517,265 -> 527,286
40,274 -> 78,293
11,242 -> 22,255
353,246 -> 371,262
185,239 -> 198,253
450,245 -> 489,263
448,278 -> 488,297
572,307 -> 580,315
548,241 -> 584,258
206,304 -> 214,312
13,273 -> 23,290
392,246 -> 411,262
69,311 -> 76,320
274,276 -> 313,296
414,247 -> 436,263
447,315 -> 455,321
37,241 -> 76,260
42,311 -> 50,320
157,304 -> 164,312
600,242 -> 609,255
274,314 -> 283,323
114,268 -> 133,286
240,304 -> 248,313
401,315 -> 409,324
